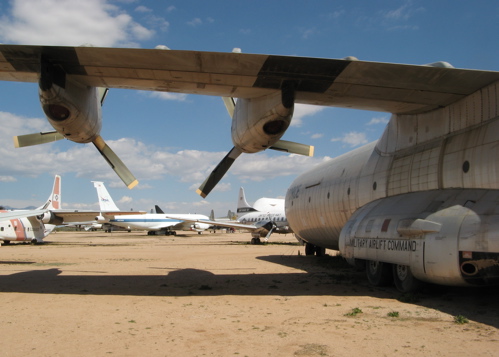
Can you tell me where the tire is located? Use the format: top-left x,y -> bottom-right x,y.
366,260 -> 393,286
305,243 -> 316,256
392,264 -> 422,292
315,246 -> 326,257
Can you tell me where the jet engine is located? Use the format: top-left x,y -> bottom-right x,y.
95,215 -> 107,223
38,211 -> 63,225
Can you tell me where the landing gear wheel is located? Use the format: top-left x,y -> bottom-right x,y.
305,243 -> 316,256
393,264 -> 421,292
250,237 -> 261,245
366,260 -> 392,286
315,246 -> 326,256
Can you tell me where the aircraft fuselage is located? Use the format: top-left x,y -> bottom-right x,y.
286,80 -> 499,288
0,212 -> 48,243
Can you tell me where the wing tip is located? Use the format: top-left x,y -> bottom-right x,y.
309,145 -> 315,157
127,179 -> 139,189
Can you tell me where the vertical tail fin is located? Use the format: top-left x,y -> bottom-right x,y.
237,187 -> 257,218
93,181 -> 120,212
38,175 -> 61,210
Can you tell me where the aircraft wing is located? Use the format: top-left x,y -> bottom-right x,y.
51,210 -> 146,223
164,216 -> 257,231
1,45 -> 499,115
0,209 -> 48,221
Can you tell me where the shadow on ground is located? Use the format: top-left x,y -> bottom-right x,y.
1,253 -> 498,329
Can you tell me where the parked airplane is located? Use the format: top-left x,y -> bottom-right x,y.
93,181 -> 210,235
174,187 -> 292,244
0,45 -> 498,290
0,175 -> 61,244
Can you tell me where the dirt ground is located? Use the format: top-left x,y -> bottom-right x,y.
0,230 -> 497,357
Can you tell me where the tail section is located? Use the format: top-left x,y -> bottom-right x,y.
38,174 -> 61,210
237,187 -> 257,218
93,181 -> 120,212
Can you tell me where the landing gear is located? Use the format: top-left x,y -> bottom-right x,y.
392,264 -> 421,292
305,243 -> 326,256
366,260 -> 392,286
250,237 -> 261,245
164,230 -> 176,236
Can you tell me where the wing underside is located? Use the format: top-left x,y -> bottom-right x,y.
1,45 -> 498,115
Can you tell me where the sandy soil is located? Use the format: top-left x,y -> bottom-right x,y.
0,230 -> 497,357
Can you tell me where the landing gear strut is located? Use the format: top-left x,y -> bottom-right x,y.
305,243 -> 326,256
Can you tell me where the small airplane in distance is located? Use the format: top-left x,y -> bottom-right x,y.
175,187 -> 293,244
0,175 -> 61,244
93,181 -> 211,235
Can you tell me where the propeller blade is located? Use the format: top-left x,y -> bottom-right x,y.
196,147 -> 242,198
269,139 -> 314,156
13,131 -> 65,148
264,223 -> 277,242
222,97 -> 235,118
92,135 -> 138,189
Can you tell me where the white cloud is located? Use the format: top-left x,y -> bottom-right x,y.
331,131 -> 368,147
367,116 -> 389,125
0,176 -> 17,182
147,91 -> 188,101
118,195 -> 133,204
0,0 -> 154,47
135,6 -> 152,13
291,104 -> 325,127
311,133 -> 324,139
187,18 -> 203,27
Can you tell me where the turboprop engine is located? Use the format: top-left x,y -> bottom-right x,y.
197,83 -> 314,198
38,57 -> 103,144
231,83 -> 294,154
13,53 -> 138,189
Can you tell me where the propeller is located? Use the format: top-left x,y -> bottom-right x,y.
92,135 -> 138,189
196,146 -> 242,198
263,222 -> 277,242
13,131 -> 65,147
196,94 -> 314,198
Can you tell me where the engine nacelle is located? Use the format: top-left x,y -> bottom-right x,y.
94,215 -> 107,223
38,211 -> 63,225
231,85 -> 294,153
38,59 -> 103,144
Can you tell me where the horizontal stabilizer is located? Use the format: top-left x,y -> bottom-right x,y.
269,140 -> 314,156
196,147 -> 242,198
92,135 -> 138,189
13,131 -> 65,148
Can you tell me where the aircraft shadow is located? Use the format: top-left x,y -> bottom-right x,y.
258,254 -> 499,329
0,254 -> 498,328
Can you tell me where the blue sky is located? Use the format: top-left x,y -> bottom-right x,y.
0,0 -> 498,215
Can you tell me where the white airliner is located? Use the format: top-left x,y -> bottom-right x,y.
0,45 -> 498,290
0,175 -> 61,244
93,181 -> 210,235
176,187 -> 292,244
